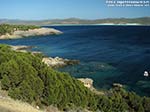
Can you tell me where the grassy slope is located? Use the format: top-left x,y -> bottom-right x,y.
0,98 -> 44,112
0,86 -> 44,112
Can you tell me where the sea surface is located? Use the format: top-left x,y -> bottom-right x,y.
0,25 -> 150,96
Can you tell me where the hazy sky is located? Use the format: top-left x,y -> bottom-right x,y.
0,0 -> 150,20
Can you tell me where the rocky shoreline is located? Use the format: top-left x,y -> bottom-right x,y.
10,45 -> 79,68
42,57 -> 79,68
0,28 -> 62,39
10,45 -> 124,96
10,45 -> 42,54
78,78 -> 104,95
10,45 -> 33,51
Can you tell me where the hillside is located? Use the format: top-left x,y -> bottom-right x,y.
0,17 -> 150,25
0,44 -> 95,111
0,44 -> 150,112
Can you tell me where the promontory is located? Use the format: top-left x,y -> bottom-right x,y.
0,24 -> 62,39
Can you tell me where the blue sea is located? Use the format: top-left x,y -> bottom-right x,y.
0,25 -> 150,96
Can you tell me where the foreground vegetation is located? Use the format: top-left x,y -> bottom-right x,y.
0,97 -> 43,112
0,44 -> 150,112
0,24 -> 40,36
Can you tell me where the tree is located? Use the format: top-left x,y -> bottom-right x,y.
0,60 -> 22,88
1,75 -> 10,90
143,97 -> 150,112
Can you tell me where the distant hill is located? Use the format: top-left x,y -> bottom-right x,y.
0,17 -> 150,26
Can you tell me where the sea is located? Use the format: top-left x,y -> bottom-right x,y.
0,25 -> 150,96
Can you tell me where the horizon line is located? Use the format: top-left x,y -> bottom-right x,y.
0,16 -> 150,21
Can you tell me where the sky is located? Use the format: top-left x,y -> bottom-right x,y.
0,0 -> 150,20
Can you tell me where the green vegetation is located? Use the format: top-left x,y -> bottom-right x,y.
0,44 -> 150,112
0,24 -> 40,36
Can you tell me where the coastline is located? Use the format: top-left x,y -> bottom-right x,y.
42,23 -> 150,26
10,45 -> 79,68
0,27 -> 62,39
10,45 -> 105,95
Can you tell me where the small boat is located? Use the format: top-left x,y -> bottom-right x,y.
144,71 -> 149,77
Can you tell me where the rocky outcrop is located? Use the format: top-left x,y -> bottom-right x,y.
10,45 -> 33,51
78,78 -> 104,95
10,45 -> 79,68
42,57 -> 79,68
0,28 -> 62,39
10,45 -> 34,53
78,78 -> 94,89
10,45 -> 42,54
113,83 -> 123,88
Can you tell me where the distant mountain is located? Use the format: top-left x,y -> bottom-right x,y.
0,17 -> 150,25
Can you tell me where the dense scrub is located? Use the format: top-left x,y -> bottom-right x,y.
0,44 -> 92,110
0,24 -> 40,36
0,44 -> 150,112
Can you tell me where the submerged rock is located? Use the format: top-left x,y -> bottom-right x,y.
136,81 -> 150,88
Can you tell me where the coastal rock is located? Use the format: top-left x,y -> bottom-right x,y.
42,57 -> 79,67
10,45 -> 34,53
10,45 -> 78,68
78,78 -> 93,89
78,78 -> 104,95
10,45 -> 42,55
10,45 -> 33,51
0,28 -> 62,39
113,83 -> 123,88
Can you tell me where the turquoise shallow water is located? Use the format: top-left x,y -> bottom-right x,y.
0,25 -> 150,96
58,61 -> 122,89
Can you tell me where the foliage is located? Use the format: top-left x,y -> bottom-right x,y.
0,24 -> 40,36
0,44 -> 150,112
